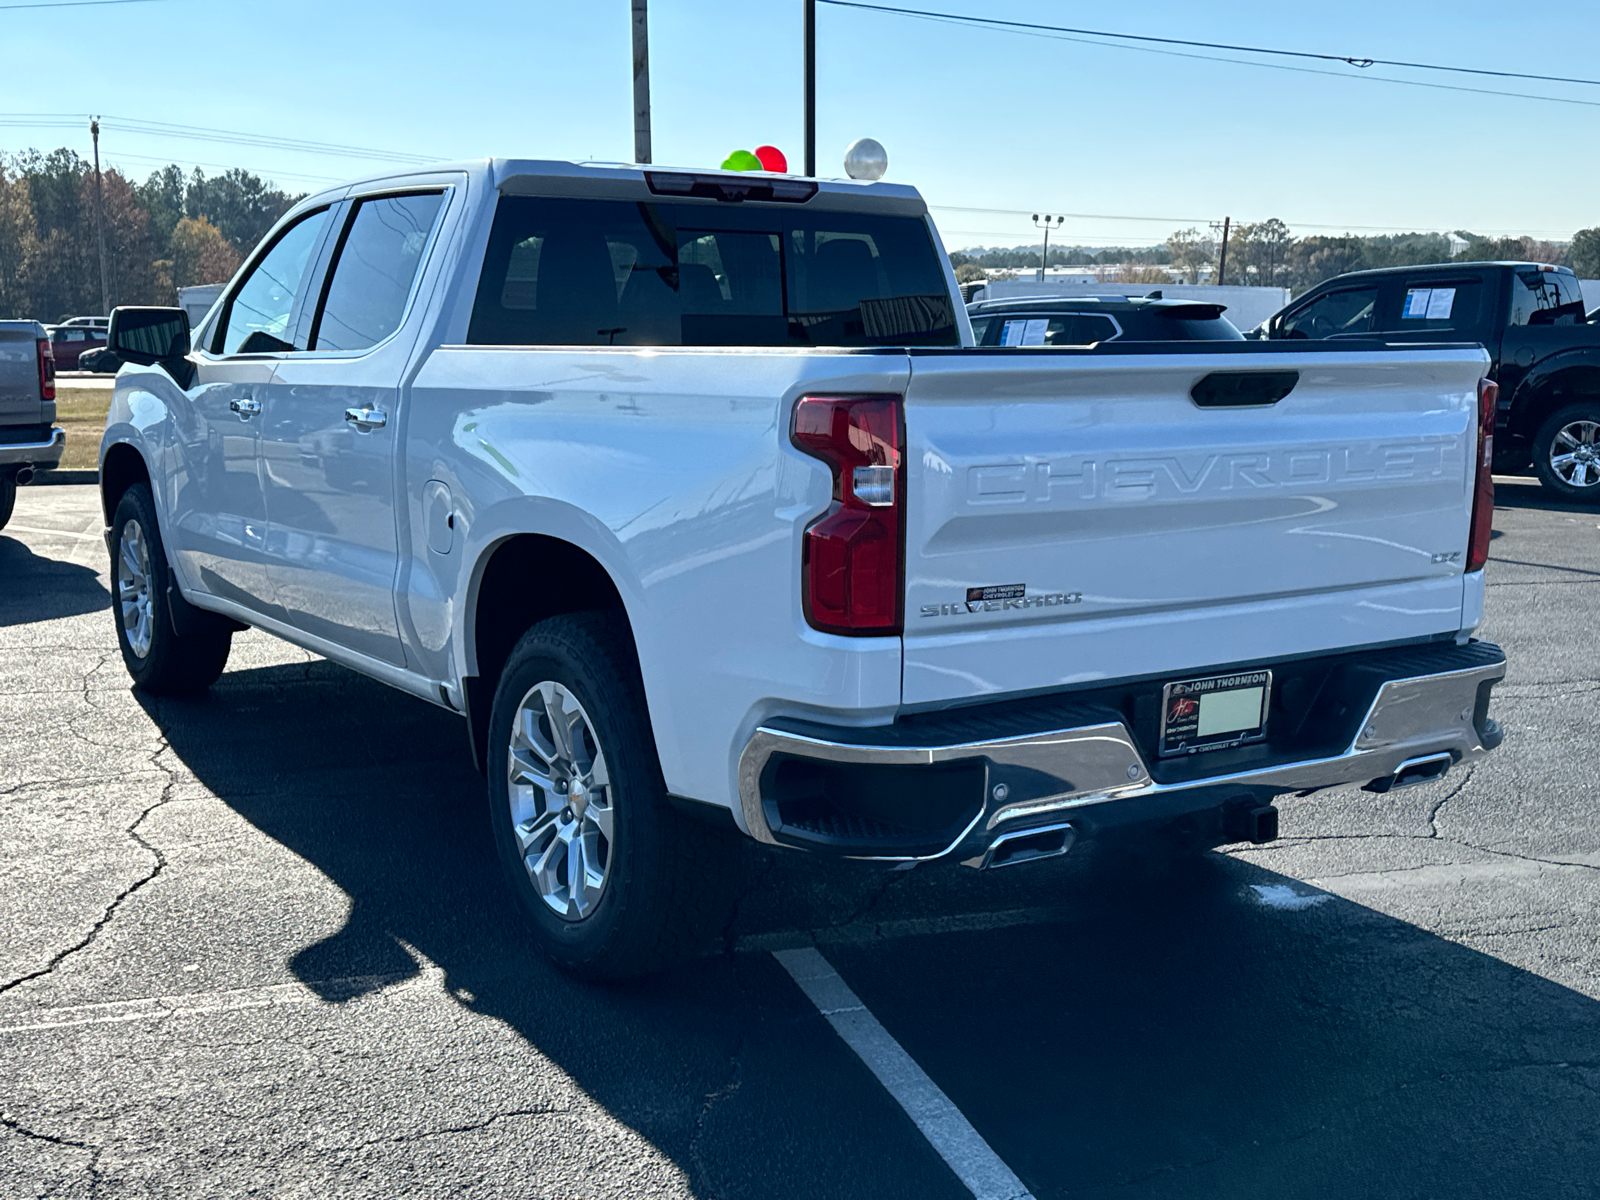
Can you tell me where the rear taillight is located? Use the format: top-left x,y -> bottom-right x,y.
36,338 -> 55,402
1467,378 -> 1497,572
790,395 -> 904,635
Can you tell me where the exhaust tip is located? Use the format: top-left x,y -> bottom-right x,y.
964,822 -> 1076,870
1364,752 -> 1453,794
14,466 -> 34,486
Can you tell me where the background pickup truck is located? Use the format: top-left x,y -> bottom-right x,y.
98,159 -> 1505,978
0,319 -> 64,531
1264,260 -> 1600,499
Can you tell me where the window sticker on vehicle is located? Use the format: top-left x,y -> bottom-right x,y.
1001,318 -> 1049,346
1403,287 -> 1456,320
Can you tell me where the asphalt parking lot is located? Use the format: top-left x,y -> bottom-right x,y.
2,481 -> 1596,1200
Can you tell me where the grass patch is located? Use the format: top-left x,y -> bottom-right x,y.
54,386 -> 112,471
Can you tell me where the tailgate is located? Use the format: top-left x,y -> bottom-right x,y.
901,345 -> 1489,706
0,324 -> 44,428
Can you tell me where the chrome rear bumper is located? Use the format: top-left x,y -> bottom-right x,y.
738,641 -> 1506,863
0,426 -> 66,470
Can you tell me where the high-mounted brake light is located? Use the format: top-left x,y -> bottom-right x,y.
1467,378 -> 1497,572
791,395 -> 904,635
36,337 -> 55,403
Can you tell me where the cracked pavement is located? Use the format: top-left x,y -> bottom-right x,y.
2,480 -> 1597,1199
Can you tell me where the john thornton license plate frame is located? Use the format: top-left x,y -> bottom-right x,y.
1158,669 -> 1273,757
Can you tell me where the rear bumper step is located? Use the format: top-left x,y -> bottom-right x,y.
737,640 -> 1506,862
0,426 -> 65,471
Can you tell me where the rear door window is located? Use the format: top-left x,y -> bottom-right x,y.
1386,277 -> 1486,335
467,197 -> 956,347
309,191 -> 446,352
1279,286 -> 1379,339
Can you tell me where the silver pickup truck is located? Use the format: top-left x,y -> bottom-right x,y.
0,319 -> 66,528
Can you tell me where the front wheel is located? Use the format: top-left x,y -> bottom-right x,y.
487,612 -> 734,980
1532,402 -> 1600,502
111,483 -> 233,694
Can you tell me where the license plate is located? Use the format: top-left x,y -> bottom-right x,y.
1159,670 -> 1272,757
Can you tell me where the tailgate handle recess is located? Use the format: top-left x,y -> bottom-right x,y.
1190,370 -> 1299,408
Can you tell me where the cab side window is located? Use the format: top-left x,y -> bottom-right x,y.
211,208 -> 330,356
1509,270 -> 1586,327
309,192 -> 446,352
1279,286 -> 1378,339
1387,278 -> 1485,335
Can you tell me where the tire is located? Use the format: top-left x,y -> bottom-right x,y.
0,475 -> 14,532
110,483 -> 233,694
1531,401 -> 1600,502
487,612 -> 734,980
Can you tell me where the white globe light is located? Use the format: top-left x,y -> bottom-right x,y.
843,138 -> 888,181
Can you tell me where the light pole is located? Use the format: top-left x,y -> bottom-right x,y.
803,0 -> 816,176
90,118 -> 109,316
1032,214 -> 1063,283
631,0 -> 651,164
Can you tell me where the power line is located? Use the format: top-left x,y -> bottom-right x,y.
927,205 -> 1579,238
0,0 -> 166,9
816,1 -> 1600,89
0,113 -> 440,164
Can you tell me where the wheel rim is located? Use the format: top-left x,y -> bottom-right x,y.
506,681 -> 614,921
1549,419 -> 1600,489
117,518 -> 154,659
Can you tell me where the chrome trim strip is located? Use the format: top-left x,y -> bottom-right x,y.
736,655 -> 1505,862
0,427 -> 66,467
183,592 -> 461,713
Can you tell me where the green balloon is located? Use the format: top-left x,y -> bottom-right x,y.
721,149 -> 762,172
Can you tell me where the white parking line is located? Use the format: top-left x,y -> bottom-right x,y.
773,947 -> 1034,1200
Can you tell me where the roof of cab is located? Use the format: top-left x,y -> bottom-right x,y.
967,295 -> 1225,316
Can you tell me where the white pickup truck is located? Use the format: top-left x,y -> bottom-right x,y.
99,159 -> 1505,977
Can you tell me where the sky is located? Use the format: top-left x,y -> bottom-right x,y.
2,0 -> 1597,251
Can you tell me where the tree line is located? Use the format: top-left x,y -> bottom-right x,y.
0,146 -> 304,323
953,220 -> 1600,294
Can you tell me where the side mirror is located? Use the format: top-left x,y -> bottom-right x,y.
108,306 -> 190,366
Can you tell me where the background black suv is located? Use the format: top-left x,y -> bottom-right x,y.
967,293 -> 1244,347
1264,262 -> 1600,500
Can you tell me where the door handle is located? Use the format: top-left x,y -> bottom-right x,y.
229,397 -> 261,418
344,406 -> 388,431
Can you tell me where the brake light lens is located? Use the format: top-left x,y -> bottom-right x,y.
791,395 -> 904,635
1467,378 -> 1497,572
36,338 -> 55,402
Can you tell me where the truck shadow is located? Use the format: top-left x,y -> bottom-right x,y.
1493,476 -> 1600,514
0,535 -> 109,627
140,659 -> 1600,1199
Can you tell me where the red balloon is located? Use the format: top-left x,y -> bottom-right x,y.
754,145 -> 788,173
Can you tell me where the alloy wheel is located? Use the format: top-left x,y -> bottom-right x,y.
117,518 -> 154,659
506,680 -> 614,920
1549,419 -> 1600,489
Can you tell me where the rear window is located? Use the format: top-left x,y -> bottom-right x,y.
468,197 -> 956,348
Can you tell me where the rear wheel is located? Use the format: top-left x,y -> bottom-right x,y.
1532,401 -> 1600,502
487,612 -> 734,980
0,475 -> 14,532
111,483 -> 233,694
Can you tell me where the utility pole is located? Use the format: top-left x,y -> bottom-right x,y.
631,0 -> 651,164
1212,215 -> 1231,287
90,118 -> 110,316
1032,213 -> 1063,283
803,0 -> 816,176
